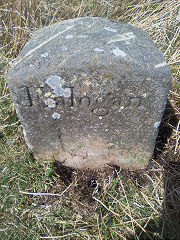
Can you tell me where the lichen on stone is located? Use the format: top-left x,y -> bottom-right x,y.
46,75 -> 62,89
52,112 -> 60,119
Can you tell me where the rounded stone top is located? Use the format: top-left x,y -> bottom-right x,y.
8,17 -> 171,86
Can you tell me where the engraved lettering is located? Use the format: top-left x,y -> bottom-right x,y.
63,86 -> 74,107
26,87 -> 33,106
33,81 -> 145,115
111,97 -> 121,106
79,96 -> 91,108
92,107 -> 109,116
91,96 -> 110,116
20,86 -> 32,107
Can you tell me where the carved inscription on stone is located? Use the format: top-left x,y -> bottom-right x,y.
19,82 -> 144,117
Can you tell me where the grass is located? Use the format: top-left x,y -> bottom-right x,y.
0,0 -> 180,239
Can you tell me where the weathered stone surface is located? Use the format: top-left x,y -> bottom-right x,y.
7,17 -> 171,169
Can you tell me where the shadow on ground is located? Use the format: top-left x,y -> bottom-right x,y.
154,99 -> 179,161
131,100 -> 180,239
